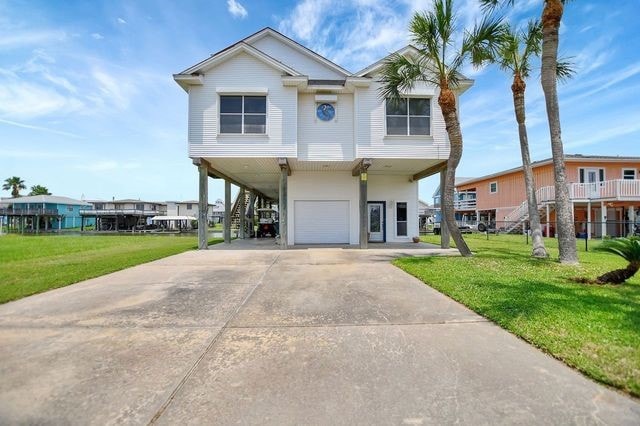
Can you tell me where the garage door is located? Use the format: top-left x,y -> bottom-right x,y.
294,200 -> 350,244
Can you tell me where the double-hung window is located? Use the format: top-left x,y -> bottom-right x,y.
220,95 -> 266,134
386,98 -> 430,136
622,169 -> 637,180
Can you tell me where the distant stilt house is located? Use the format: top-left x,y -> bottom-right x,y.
81,199 -> 167,231
165,199 -> 225,227
0,195 -> 93,233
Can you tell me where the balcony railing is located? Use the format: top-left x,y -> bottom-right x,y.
80,209 -> 158,216
453,199 -> 477,210
538,179 -> 640,202
0,208 -> 59,215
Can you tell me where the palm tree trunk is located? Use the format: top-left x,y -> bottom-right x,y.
439,86 -> 472,257
597,262 -> 639,285
512,75 -> 548,258
541,0 -> 578,264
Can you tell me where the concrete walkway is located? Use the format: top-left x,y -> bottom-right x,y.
0,245 -> 638,425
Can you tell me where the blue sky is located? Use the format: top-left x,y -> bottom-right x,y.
1,0 -> 639,203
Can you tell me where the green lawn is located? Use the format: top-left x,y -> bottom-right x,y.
0,234 -> 222,304
395,233 -> 640,397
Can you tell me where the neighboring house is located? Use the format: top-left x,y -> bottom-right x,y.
418,199 -> 436,232
210,198 -> 225,224
173,27 -> 472,247
455,155 -> 640,237
0,195 -> 93,232
81,199 -> 167,231
166,200 -> 220,223
432,177 -> 476,224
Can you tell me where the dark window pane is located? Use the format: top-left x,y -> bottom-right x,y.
370,206 -> 381,232
220,96 -> 242,113
220,114 -> 242,133
244,114 -> 266,133
409,98 -> 430,116
397,222 -> 407,236
386,98 -> 407,115
386,116 -> 407,135
409,117 -> 430,135
244,96 -> 266,113
397,202 -> 407,221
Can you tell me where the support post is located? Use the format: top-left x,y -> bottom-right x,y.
546,204 -> 550,237
601,201 -> 607,238
224,180 -> 231,244
239,188 -> 246,239
358,162 -> 371,249
629,206 -> 636,236
198,161 -> 209,250
279,162 -> 288,249
587,201 -> 591,240
439,170 -> 450,248
36,215 -> 40,234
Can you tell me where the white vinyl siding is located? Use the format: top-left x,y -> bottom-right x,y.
298,93 -> 354,161
249,35 -> 346,80
294,200 -> 350,244
187,52 -> 297,158
356,79 -> 448,159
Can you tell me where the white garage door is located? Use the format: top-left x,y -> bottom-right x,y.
294,200 -> 350,244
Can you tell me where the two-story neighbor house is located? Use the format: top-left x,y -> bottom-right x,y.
174,28 -> 472,248
81,199 -> 166,231
454,155 -> 640,238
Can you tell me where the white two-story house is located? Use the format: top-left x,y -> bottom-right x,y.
174,27 -> 471,249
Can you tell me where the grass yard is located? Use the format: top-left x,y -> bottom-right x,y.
395,234 -> 640,397
0,234 -> 222,304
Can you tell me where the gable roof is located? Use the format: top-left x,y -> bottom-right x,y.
243,27 -> 352,77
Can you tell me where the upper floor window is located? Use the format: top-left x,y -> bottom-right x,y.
386,98 -> 430,136
220,95 -> 266,134
94,203 -> 104,210
622,169 -> 637,180
135,203 -> 144,210
489,182 -> 498,193
186,203 -> 193,210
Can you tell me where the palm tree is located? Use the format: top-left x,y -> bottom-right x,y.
492,21 -> 548,258
379,0 -> 503,257
594,237 -> 640,284
480,0 -> 578,264
2,177 -> 26,198
29,185 -> 51,196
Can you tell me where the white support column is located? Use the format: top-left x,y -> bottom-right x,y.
627,206 -> 635,236
601,201 -> 607,238
587,201 -> 592,239
545,204 -> 550,237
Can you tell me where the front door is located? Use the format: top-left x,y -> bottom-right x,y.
585,168 -> 600,198
368,202 -> 384,242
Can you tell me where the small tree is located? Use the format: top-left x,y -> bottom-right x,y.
2,177 -> 26,198
594,237 -> 640,284
29,185 -> 51,196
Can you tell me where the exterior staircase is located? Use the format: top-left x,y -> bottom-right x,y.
502,187 -> 555,234
230,190 -> 255,236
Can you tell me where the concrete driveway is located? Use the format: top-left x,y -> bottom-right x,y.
0,243 -> 638,425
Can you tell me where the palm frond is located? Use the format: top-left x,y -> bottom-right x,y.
377,53 -> 425,101
595,237 -> 640,263
556,56 -> 576,82
462,13 -> 506,70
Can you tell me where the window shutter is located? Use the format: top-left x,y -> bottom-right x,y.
579,169 -> 584,183
599,169 -> 605,182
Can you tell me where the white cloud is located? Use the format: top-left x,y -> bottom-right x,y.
0,80 -> 84,119
92,68 -> 136,110
91,33 -> 104,40
0,118 -> 81,139
227,0 -> 248,19
117,17 -> 127,24
0,29 -> 66,49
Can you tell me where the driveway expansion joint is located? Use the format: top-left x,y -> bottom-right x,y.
146,253 -> 281,425
226,319 -> 490,329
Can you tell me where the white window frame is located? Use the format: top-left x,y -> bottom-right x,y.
579,167 -> 605,183
384,97 -> 432,137
489,181 -> 498,194
622,168 -> 637,180
219,95 -> 267,135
